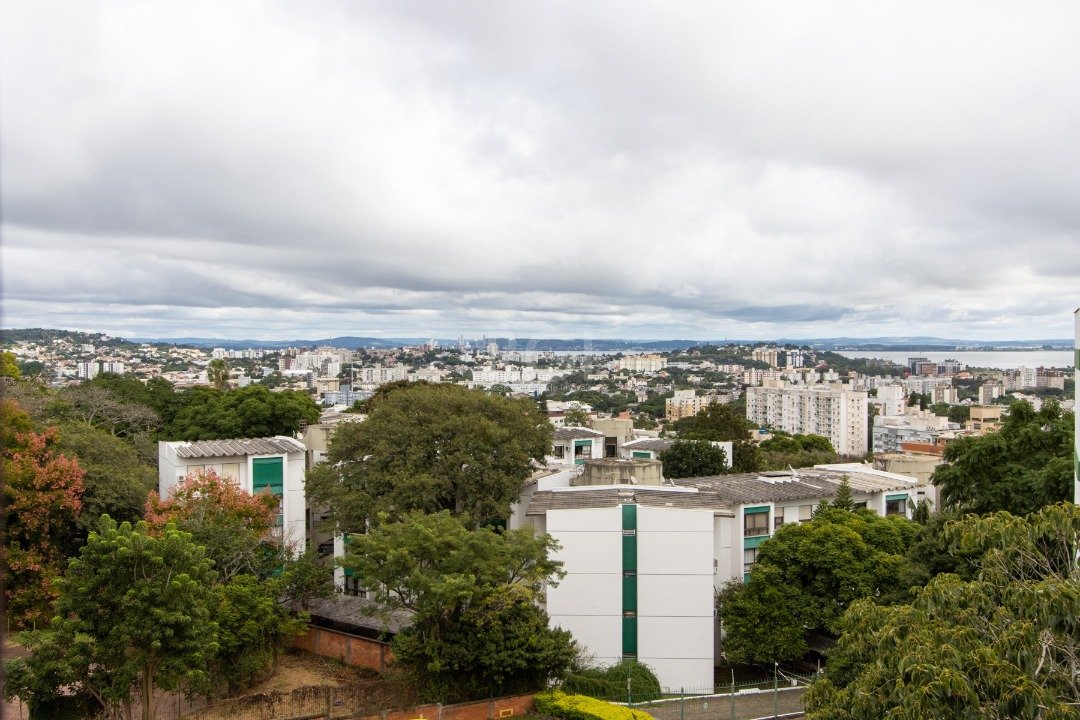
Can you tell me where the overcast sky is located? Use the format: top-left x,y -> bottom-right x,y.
3,1 -> 1078,341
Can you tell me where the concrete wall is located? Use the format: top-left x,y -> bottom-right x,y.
545,504 -> 716,692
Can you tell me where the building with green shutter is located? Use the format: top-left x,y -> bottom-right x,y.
158,436 -> 308,551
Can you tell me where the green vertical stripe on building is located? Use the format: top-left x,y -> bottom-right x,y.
622,616 -> 638,655
621,503 -> 637,656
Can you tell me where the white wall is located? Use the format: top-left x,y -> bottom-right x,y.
545,504 -> 716,692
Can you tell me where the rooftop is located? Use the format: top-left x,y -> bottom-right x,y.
527,485 -> 734,515
672,464 -> 923,505
168,436 -> 306,458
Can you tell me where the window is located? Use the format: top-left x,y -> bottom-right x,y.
344,577 -> 367,599
774,506 -> 785,529
885,495 -> 908,516
743,547 -> 759,573
799,504 -> 813,522
853,501 -> 867,509
744,510 -> 769,537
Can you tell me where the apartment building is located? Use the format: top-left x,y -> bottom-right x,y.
746,383 -> 869,455
158,436 -> 307,550
664,389 -> 720,421
613,354 -> 667,374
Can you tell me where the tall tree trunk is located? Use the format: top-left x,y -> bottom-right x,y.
142,664 -> 155,720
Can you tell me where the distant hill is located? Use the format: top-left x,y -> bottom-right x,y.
3,328 -> 1072,352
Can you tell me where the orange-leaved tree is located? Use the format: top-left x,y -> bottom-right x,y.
1,398 -> 85,628
145,468 -> 280,579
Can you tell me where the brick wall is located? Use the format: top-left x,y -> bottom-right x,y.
289,626 -> 393,673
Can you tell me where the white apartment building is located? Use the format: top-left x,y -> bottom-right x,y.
613,354 -> 667,374
872,413 -> 960,453
931,385 -> 959,405
874,384 -> 906,417
516,463 -> 931,691
746,383 -> 869,456
158,437 -> 307,551
76,360 -> 99,379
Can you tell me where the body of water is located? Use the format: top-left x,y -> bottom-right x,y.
836,350 -> 1074,370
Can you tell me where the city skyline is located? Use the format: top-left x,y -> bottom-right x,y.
2,2 -> 1079,341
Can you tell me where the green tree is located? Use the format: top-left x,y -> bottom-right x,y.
931,399 -> 1073,515
659,440 -> 728,479
1,350 -> 21,378
342,511 -> 575,701
673,402 -> 761,472
5,517 -> 219,720
207,358 -> 230,391
54,421 -> 158,533
805,503 -> 1080,719
717,507 -> 918,665
307,384 -> 552,531
163,385 -> 320,440
563,406 -> 592,427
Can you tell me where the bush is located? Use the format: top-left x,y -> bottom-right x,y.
535,691 -> 654,720
562,660 -> 662,702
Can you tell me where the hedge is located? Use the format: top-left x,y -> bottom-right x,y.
534,691 -> 655,720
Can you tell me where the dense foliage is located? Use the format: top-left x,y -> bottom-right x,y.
659,440 -> 728,478
718,504 -> 919,665
308,383 -> 552,530
1,399 -> 86,627
5,518 -> 219,720
162,385 -> 320,440
341,511 -> 576,701
672,402 -> 761,472
932,399 -> 1073,515
535,690 -> 655,720
805,504 -> 1080,719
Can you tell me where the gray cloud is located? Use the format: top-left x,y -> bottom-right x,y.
2,0 -> 1078,340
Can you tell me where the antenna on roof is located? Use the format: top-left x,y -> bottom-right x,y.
788,465 -> 799,479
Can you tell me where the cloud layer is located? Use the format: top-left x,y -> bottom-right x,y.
3,1 -> 1078,340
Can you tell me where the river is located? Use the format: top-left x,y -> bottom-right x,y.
835,350 -> 1074,370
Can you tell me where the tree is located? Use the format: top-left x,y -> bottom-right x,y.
563,406 -> 592,427
342,511 -> 575,701
162,385 -> 320,441
52,383 -> 161,439
5,517 -> 219,720
931,399 -> 1073,515
144,468 -> 280,580
1,350 -> 21,378
831,476 -> 854,511
307,384 -> 552,531
207,359 -> 230,390
1,400 -> 85,628
805,504 -> 1080,719
659,440 -> 728,479
717,507 -> 918,665
672,402 -> 761,472
54,421 -> 157,532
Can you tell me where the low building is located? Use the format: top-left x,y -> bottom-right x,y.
158,437 -> 307,550
622,437 -> 734,469
548,427 -> 605,465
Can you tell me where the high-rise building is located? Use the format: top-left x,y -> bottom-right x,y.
746,383 -> 869,456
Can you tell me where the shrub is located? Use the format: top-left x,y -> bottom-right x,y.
562,660 -> 662,703
535,691 -> 654,720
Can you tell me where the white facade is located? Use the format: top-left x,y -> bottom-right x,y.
541,502 -> 717,691
746,384 -> 869,456
158,437 -> 307,552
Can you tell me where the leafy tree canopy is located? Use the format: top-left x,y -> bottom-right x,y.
672,402 -> 761,472
343,511 -> 575,701
805,503 -> 1080,719
1,400 -> 85,628
718,506 -> 918,665
162,385 -> 320,441
5,517 -> 219,720
659,440 -> 728,479
307,384 -> 552,530
931,399 -> 1073,515
145,468 -> 280,580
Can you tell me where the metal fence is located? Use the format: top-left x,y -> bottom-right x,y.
560,668 -> 815,720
